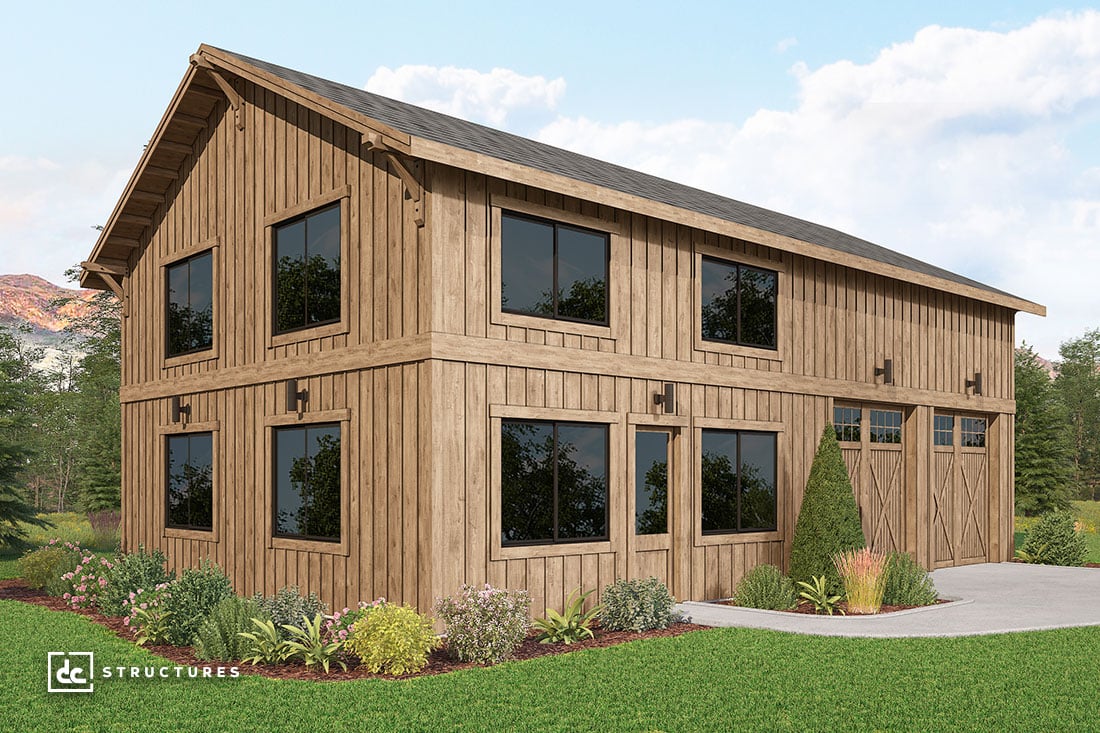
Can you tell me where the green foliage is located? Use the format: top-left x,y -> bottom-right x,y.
161,560 -> 233,645
100,545 -> 173,616
1054,330 -> 1100,501
126,583 -> 173,646
796,576 -> 844,616
882,552 -> 938,607
345,602 -> 441,675
238,617 -> 294,665
789,426 -> 866,587
282,613 -> 347,673
18,542 -> 81,591
434,584 -> 531,665
1015,345 -> 1074,515
600,577 -> 677,631
730,564 -> 797,610
193,596 -> 270,662
252,585 -> 328,640
533,587 -> 602,644
1021,512 -> 1087,567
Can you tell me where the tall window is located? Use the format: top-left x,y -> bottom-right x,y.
166,251 -> 213,356
166,433 -> 213,530
273,424 -> 341,541
501,420 -> 608,545
635,431 -> 670,535
700,256 -> 777,349
934,415 -> 954,446
500,212 -> 609,325
273,203 -> 341,334
701,430 -> 777,534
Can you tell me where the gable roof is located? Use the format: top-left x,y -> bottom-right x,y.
82,45 -> 1044,316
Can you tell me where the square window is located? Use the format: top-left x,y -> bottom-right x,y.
273,203 -> 342,334
500,212 -> 609,325
166,433 -> 213,531
700,257 -> 778,350
833,406 -> 862,443
166,251 -> 213,357
869,409 -> 903,444
501,419 -> 609,545
273,424 -> 341,541
701,429 -> 777,534
961,417 -> 987,448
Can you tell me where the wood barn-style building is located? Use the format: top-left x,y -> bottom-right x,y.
81,45 -> 1044,614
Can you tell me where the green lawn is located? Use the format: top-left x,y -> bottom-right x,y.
3,600 -> 1100,732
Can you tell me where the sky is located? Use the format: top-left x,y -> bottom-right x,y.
1,1 -> 1097,358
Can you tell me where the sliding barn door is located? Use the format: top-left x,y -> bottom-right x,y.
834,404 -> 906,553
933,413 -> 989,567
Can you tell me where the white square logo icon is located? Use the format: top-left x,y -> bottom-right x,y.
48,652 -> 94,693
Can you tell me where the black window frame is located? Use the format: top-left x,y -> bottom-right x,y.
165,432 -> 214,532
165,250 -> 215,358
700,255 -> 779,350
272,202 -> 343,336
700,428 -> 778,535
500,210 -> 610,327
500,418 -> 610,547
634,429 -> 671,536
934,414 -> 955,447
272,422 -> 343,543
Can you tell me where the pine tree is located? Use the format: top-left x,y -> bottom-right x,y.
1054,330 -> 1100,501
789,426 -> 866,588
1015,345 -> 1074,515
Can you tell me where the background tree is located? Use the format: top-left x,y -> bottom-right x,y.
1054,330 -> 1100,500
1015,345 -> 1074,514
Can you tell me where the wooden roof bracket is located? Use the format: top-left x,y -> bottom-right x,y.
189,54 -> 244,131
81,260 -> 130,316
363,132 -> 424,227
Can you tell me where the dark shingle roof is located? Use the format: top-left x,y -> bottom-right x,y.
220,48 -> 1017,301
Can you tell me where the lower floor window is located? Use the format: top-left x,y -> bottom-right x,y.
701,429 -> 777,533
501,419 -> 609,545
166,433 -> 213,530
274,423 -> 341,541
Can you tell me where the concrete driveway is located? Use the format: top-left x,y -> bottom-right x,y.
676,563 -> 1100,638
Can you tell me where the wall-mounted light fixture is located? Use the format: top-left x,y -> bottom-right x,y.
874,359 -> 894,385
653,383 -> 675,415
170,395 -> 191,423
286,378 -> 308,413
966,372 -> 983,396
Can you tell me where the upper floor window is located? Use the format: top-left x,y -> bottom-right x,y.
166,432 -> 213,531
166,251 -> 213,356
500,211 -> 609,325
701,429 -> 777,534
700,256 -> 777,349
273,203 -> 341,334
274,423 -> 341,542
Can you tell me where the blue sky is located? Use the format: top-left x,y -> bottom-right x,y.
2,1 -> 1097,357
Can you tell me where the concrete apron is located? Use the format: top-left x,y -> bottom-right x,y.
675,562 -> 1100,638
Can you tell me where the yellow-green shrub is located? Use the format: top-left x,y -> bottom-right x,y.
344,602 -> 439,675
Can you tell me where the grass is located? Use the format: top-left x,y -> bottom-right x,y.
0,512 -> 119,583
2,599 -> 1099,732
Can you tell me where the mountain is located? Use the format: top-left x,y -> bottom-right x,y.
0,274 -> 98,370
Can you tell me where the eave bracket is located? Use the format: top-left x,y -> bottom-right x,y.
190,54 -> 245,131
81,260 -> 130,316
363,132 -> 424,227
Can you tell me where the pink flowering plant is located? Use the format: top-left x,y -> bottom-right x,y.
322,599 -> 383,645
434,584 -> 531,665
60,552 -> 114,610
123,583 -> 174,645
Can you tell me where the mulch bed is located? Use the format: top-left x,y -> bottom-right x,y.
0,579 -> 708,682
713,597 -> 950,615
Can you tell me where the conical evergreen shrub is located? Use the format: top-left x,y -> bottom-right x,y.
789,425 -> 866,588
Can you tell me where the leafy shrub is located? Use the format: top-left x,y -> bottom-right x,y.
600,577 -> 677,631
796,576 -> 844,616
435,584 -> 531,664
162,560 -> 234,645
1021,511 -> 1087,567
194,596 -> 270,662
345,602 -> 440,675
100,545 -> 173,616
18,540 -> 83,591
789,426 -> 866,588
533,587 -> 601,644
282,614 -> 347,673
239,618 -> 293,665
882,552 -> 938,606
252,585 -> 328,640
61,553 -> 114,609
124,583 -> 173,645
834,548 -> 887,614
730,564 -> 797,610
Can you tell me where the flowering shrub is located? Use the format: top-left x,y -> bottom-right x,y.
100,546 -> 173,616
322,600 -> 380,644
435,585 -> 530,664
345,602 -> 440,675
61,553 -> 114,610
601,577 -> 677,631
18,539 -> 84,592
833,547 -> 888,614
123,583 -> 173,645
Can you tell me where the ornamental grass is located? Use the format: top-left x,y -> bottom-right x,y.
832,547 -> 888,614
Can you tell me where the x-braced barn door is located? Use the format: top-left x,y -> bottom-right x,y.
932,414 -> 989,567
834,404 -> 906,553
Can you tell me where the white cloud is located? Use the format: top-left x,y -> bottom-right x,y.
365,65 -> 565,127
534,11 -> 1100,358
776,37 -> 798,53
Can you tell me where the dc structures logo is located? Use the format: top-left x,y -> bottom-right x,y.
47,652 -> 95,693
